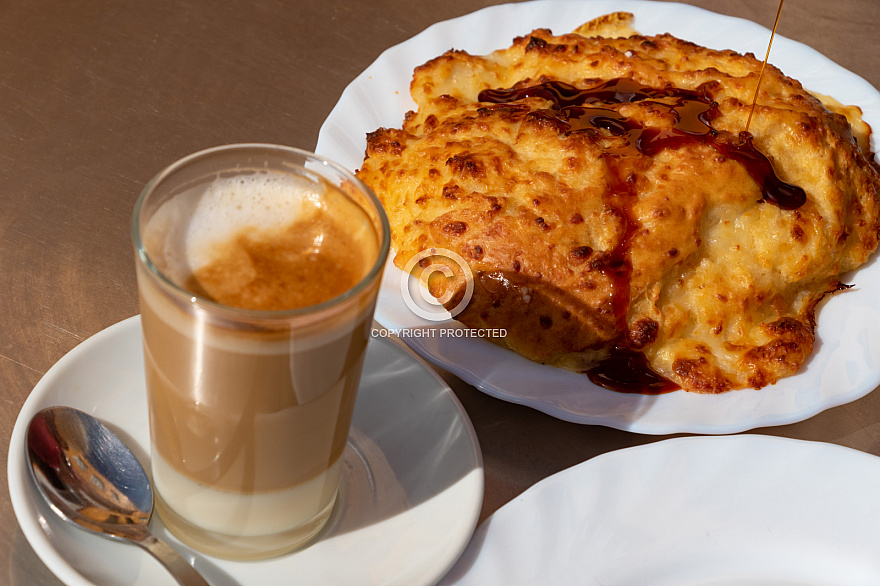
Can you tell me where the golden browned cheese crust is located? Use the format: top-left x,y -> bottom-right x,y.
357,13 -> 880,393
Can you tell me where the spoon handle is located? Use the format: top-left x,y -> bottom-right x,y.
136,534 -> 211,586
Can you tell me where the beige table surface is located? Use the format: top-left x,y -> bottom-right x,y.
3,0 -> 880,584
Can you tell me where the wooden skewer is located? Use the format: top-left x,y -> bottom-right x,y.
745,0 -> 786,133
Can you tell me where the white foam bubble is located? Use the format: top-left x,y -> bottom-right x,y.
185,172 -> 322,271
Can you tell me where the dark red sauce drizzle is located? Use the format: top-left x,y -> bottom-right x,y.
478,78 -> 807,394
478,78 -> 806,210
586,347 -> 680,395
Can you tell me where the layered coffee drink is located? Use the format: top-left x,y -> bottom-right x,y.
133,146 -> 388,559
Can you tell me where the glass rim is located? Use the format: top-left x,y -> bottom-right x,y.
131,143 -> 391,320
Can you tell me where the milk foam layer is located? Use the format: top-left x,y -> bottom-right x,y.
144,171 -> 325,288
140,169 -> 379,354
185,173 -> 321,272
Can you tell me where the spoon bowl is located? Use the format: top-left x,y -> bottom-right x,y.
26,406 -> 209,586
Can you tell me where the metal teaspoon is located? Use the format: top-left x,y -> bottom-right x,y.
26,406 -> 210,586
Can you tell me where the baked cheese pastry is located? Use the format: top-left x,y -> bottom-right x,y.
357,12 -> 880,393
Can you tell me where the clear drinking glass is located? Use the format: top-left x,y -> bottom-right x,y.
131,144 -> 390,559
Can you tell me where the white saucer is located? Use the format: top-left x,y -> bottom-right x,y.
8,316 -> 484,586
441,435 -> 880,585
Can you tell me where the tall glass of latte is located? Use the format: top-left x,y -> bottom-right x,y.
131,144 -> 390,559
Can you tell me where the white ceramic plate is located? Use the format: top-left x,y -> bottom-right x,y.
440,435 -> 880,585
316,0 -> 880,435
8,316 -> 483,586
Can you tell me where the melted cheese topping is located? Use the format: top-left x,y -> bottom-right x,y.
358,12 -> 880,393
